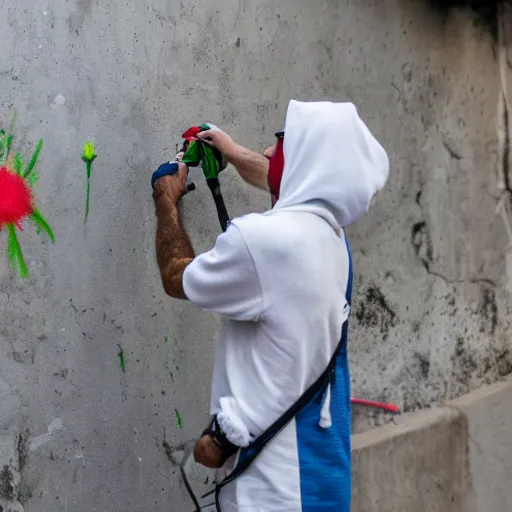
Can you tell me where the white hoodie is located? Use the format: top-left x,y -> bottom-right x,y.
183,100 -> 389,511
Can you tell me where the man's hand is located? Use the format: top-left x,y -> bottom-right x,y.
198,124 -> 270,191
197,125 -> 238,163
153,163 -> 189,204
193,434 -> 224,469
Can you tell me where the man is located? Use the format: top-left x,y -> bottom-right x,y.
153,100 -> 389,511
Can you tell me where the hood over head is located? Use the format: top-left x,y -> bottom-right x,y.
271,100 -> 389,228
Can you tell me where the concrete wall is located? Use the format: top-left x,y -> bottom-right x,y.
0,0 -> 510,510
352,375 -> 512,512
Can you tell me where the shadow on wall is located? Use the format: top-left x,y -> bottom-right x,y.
425,0 -> 503,36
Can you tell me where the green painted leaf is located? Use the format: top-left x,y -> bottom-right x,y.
0,136 -> 6,165
23,139 -> 43,178
5,135 -> 13,158
30,210 -> 54,242
8,111 -> 17,134
7,224 -> 28,278
13,152 -> 23,176
27,170 -> 39,187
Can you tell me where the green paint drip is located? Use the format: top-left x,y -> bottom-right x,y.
118,346 -> 125,372
175,409 -> 182,429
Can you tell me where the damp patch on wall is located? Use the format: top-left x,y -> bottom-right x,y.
0,465 -> 14,501
424,0 -> 502,38
355,285 -> 398,339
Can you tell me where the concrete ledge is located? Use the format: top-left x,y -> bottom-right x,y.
352,376 -> 512,512
449,376 -> 512,512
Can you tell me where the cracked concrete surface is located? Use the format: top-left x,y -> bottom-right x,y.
0,0 -> 511,509
351,1 -> 512,431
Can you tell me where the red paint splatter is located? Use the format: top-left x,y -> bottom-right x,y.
0,167 -> 34,228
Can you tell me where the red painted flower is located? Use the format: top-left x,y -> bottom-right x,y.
182,126 -> 201,139
0,166 -> 34,228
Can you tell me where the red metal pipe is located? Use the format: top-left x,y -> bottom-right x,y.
351,397 -> 400,414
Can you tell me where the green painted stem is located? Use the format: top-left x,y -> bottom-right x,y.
84,162 -> 92,223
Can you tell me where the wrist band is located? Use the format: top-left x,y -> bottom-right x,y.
151,161 -> 179,189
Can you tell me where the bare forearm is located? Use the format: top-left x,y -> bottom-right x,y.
228,144 -> 270,191
154,192 -> 194,299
